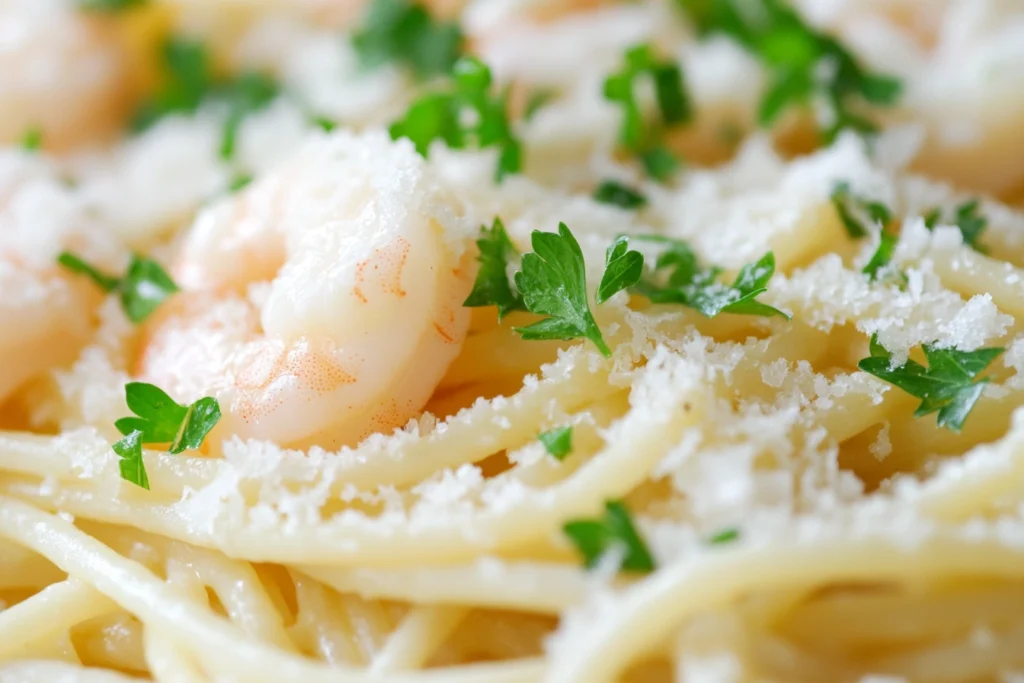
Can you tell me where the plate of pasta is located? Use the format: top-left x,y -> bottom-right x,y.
1,0 -> 1024,681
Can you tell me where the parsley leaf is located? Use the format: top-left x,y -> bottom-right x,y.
593,180 -> 647,209
539,426 -> 573,461
677,0 -> 901,143
924,199 -> 987,253
132,38 -> 278,161
390,57 -> 522,181
707,527 -> 740,544
311,116 -> 337,132
229,173 -> 253,193
604,44 -> 691,179
219,72 -> 279,160
131,38 -> 216,132
58,252 -> 179,323
604,44 -> 692,148
564,500 -> 655,573
514,223 -> 610,357
524,89 -> 556,121
597,236 -> 644,304
858,335 -> 1004,432
632,236 -> 789,319
389,92 -> 462,156
463,218 -> 525,319
115,382 -> 221,454
831,181 -> 891,239
78,0 -> 149,12
352,0 -> 463,78
862,230 -> 899,282
20,127 -> 42,152
112,430 -> 149,489
639,146 -> 683,181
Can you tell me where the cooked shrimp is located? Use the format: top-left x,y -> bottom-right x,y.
0,151 -> 118,403
136,131 -> 475,450
0,0 -> 135,151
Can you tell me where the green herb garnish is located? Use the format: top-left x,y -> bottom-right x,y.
312,116 -> 337,132
707,527 -> 740,544
924,199 -> 987,253
632,236 -> 789,319
524,89 -> 556,121
78,0 -> 149,12
390,56 -> 521,181
858,335 -> 1004,432
862,230 -> 900,282
564,500 -> 655,572
352,0 -> 463,78
830,181 -> 892,239
514,223 -> 610,357
115,382 -> 221,454
58,252 -> 178,323
539,426 -> 573,461
132,38 -> 278,161
604,44 -> 691,180
676,0 -> 901,143
639,145 -> 683,182
111,383 -> 221,489
218,73 -> 279,160
20,127 -> 42,152
593,180 -> 647,209
112,430 -> 148,489
131,38 -> 216,132
597,236 -> 644,304
228,173 -> 253,193
463,218 -> 525,320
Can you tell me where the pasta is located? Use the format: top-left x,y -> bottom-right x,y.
1,0 -> 1024,682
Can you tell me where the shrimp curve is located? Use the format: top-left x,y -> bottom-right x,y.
136,130 -> 476,450
0,0 -> 135,151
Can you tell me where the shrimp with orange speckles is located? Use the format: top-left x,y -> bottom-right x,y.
136,130 -> 476,450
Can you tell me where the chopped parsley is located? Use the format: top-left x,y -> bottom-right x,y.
860,231 -> 901,282
228,173 -> 253,193
639,146 -> 683,182
112,431 -> 148,490
78,0 -> 149,12
677,0 -> 901,143
131,38 -> 216,132
466,222 -> 639,355
463,218 -> 525,320
115,382 -> 222,453
112,383 -> 221,489
218,73 -> 280,160
830,181 -> 892,239
593,180 -> 647,209
858,335 -> 1004,432
707,527 -> 740,544
58,252 -> 179,324
924,199 -> 987,253
539,426 -> 573,461
632,235 -> 789,319
597,236 -> 644,304
524,89 -> 556,121
564,500 -> 655,573
132,38 -> 279,161
352,0 -> 463,78
312,116 -> 337,132
390,56 -> 522,181
604,44 -> 691,179
20,127 -> 42,152
514,223 -> 610,357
